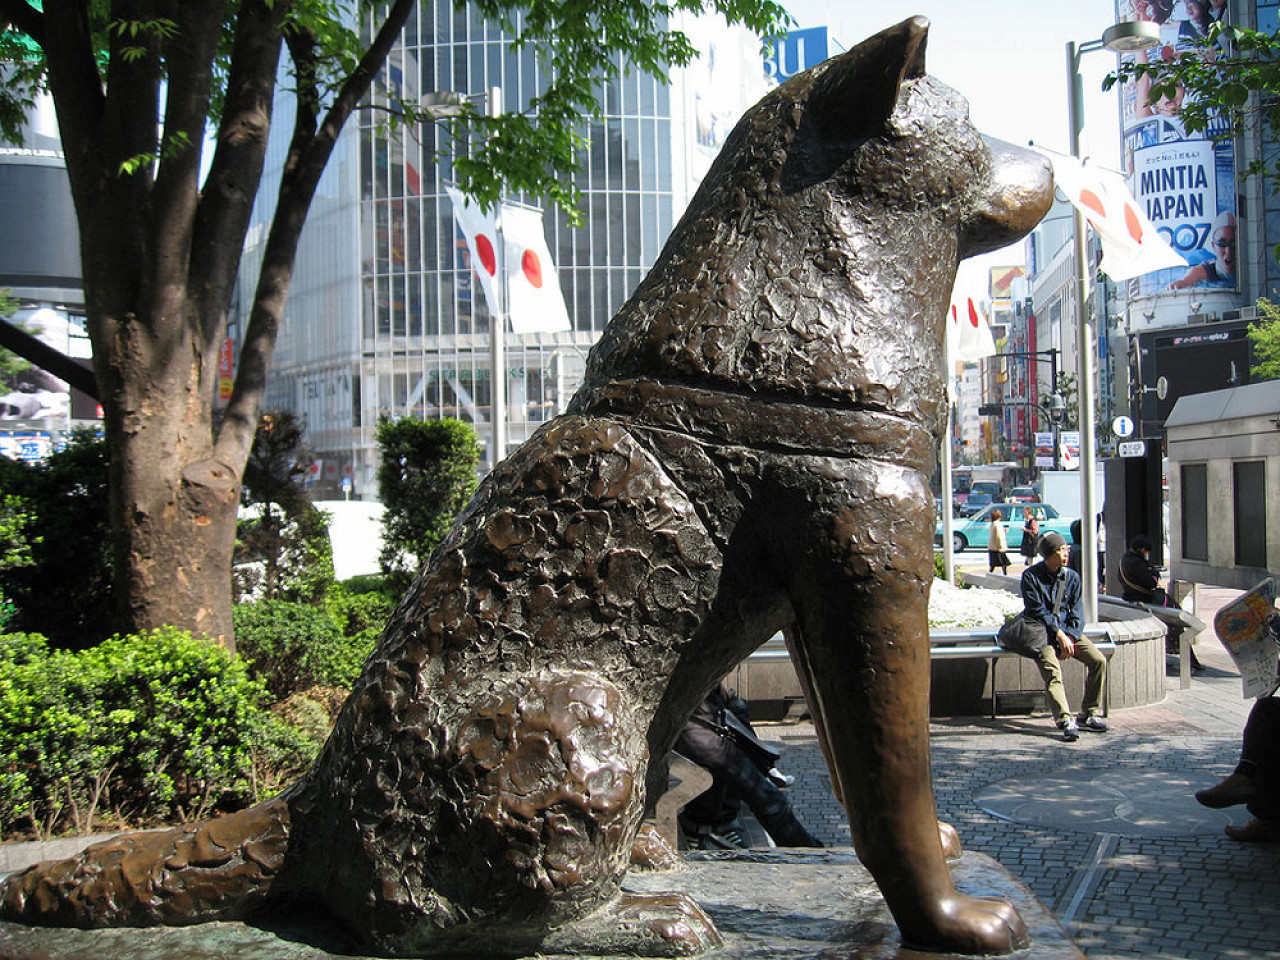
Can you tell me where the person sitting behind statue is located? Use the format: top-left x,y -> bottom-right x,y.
1196,696 -> 1280,842
1119,534 -> 1166,604
674,682 -> 822,849
1120,534 -> 1202,671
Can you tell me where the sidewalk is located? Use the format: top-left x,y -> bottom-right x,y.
754,584 -> 1279,960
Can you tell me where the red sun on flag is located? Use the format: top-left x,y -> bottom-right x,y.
1122,203 -> 1144,243
474,234 -> 497,276
521,249 -> 544,289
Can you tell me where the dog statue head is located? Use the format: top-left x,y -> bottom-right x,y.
584,17 -> 1053,438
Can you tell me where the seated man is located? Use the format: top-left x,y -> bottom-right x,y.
1020,531 -> 1109,742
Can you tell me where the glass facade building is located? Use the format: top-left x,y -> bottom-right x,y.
243,3 -> 772,498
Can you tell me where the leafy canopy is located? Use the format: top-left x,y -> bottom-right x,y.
0,0 -> 793,219
1248,297 -> 1280,381
1106,24 -> 1280,187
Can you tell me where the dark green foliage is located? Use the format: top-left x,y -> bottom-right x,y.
0,494 -> 35,631
0,628 -> 312,839
232,599 -> 376,700
234,412 -> 334,604
326,579 -> 396,653
0,431 -> 117,647
376,417 -> 481,592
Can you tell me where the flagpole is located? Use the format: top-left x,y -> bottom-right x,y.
487,85 -> 506,470
941,308 -> 957,585
1068,42 -> 1101,624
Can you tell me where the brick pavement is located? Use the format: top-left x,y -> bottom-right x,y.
749,585 -> 1280,960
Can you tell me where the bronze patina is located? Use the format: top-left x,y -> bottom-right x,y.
1,17 -> 1052,957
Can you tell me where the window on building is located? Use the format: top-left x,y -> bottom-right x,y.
1181,462 -> 1208,561
1234,460 -> 1267,567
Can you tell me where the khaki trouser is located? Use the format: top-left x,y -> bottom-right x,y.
1035,637 -> 1107,722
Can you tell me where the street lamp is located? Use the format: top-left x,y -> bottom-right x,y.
425,86 -> 508,469
1066,19 -> 1158,622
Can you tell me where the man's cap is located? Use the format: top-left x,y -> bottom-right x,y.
1039,531 -> 1067,558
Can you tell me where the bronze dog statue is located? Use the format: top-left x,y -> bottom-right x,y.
0,17 -> 1051,957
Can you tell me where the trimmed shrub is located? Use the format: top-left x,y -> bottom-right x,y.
0,628 -> 312,839
376,416 -> 480,592
325,579 -> 396,653
233,599 -> 376,699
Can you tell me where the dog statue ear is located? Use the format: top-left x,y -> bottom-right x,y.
807,16 -> 928,143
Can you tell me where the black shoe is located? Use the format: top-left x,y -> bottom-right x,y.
1079,715 -> 1109,733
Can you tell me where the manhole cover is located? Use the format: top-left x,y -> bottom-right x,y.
975,769 -> 1250,837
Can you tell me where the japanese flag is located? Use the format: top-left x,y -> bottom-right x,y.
947,293 -> 996,364
500,204 -> 572,333
445,187 -> 501,317
1048,154 -> 1186,281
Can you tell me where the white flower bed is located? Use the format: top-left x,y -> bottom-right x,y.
928,579 -> 1023,629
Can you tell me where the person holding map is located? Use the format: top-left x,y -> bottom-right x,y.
1198,579 -> 1280,841
1196,696 -> 1280,842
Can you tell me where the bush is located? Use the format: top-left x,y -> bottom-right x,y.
376,416 -> 480,591
326,579 -> 396,651
0,433 -> 116,646
0,628 -> 312,839
233,599 -> 376,699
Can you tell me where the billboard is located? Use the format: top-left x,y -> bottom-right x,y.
2,308 -> 75,422
1131,318 -> 1254,434
1117,0 -> 1236,297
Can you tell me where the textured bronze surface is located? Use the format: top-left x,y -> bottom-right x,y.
0,16 -> 1052,958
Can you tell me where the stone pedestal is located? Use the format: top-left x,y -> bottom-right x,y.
0,849 -> 1080,959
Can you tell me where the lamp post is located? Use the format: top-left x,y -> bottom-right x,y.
424,86 -> 507,469
1066,20 -> 1158,622
1000,348 -> 1061,471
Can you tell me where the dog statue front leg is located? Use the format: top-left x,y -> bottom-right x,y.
787,492 -> 1029,956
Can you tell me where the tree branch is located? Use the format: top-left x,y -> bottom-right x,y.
0,318 -> 99,399
147,1 -> 226,303
191,0 -> 289,343
0,0 -> 43,46
216,0 -> 416,467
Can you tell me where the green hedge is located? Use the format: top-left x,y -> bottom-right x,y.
0,628 -> 313,839
233,598 -> 379,699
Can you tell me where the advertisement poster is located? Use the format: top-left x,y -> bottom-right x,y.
1118,0 -> 1236,297
1059,431 -> 1081,470
1035,431 -> 1056,468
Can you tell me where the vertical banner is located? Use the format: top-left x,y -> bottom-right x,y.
1117,1 -> 1237,297
1035,432 -> 1056,468
217,337 -> 235,402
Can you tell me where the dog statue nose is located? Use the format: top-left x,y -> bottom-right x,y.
960,136 -> 1054,258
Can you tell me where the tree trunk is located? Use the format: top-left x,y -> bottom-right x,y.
103,310 -> 243,647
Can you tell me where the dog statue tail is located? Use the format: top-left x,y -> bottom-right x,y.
0,797 -> 290,927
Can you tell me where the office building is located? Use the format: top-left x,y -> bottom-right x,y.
242,4 -> 793,499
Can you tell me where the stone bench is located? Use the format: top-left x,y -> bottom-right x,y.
928,626 -> 1116,719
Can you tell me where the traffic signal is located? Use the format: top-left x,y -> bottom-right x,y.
977,404 -> 1002,416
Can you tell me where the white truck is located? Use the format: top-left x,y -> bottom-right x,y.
1039,469 -> 1104,520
